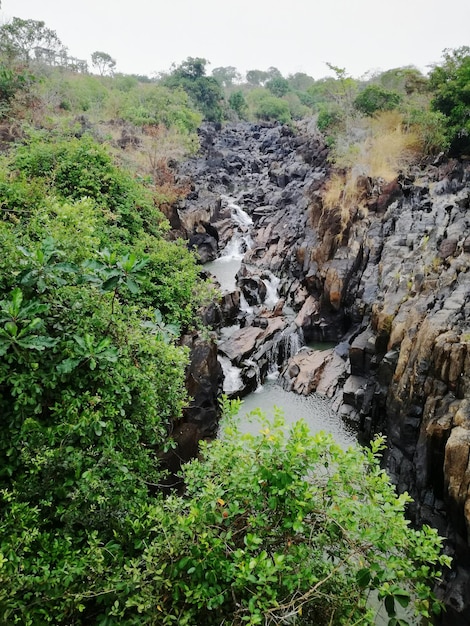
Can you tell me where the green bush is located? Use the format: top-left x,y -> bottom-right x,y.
11,133 -> 168,238
430,46 -> 470,155
122,84 -> 202,133
0,403 -> 449,625
228,90 -> 248,118
354,84 -> 402,116
404,107 -> 450,155
253,94 -> 291,124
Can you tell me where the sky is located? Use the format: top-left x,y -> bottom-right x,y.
2,0 -> 470,80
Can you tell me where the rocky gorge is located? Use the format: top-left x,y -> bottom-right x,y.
170,120 -> 470,624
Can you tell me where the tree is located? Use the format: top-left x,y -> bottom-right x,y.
354,84 -> 402,116
429,46 -> 470,154
254,94 -> 291,124
0,17 -> 64,63
377,66 -> 429,95
266,76 -> 290,97
211,65 -> 242,87
266,66 -> 283,80
91,50 -> 116,76
171,56 -> 208,79
228,90 -> 248,118
246,68 -> 270,86
287,71 -> 315,91
164,57 -> 224,123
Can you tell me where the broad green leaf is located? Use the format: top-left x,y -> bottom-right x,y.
17,336 -> 58,351
356,568 -> 371,588
57,358 -> 81,374
125,277 -> 140,294
102,275 -> 120,291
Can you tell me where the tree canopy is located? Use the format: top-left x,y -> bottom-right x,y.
430,46 -> 470,154
91,50 -> 116,76
0,17 -> 64,63
164,57 -> 224,123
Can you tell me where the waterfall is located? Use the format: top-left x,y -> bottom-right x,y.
258,325 -> 305,376
218,355 -> 243,395
221,194 -> 253,227
220,233 -> 245,260
262,271 -> 281,308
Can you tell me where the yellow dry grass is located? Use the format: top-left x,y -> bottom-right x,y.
334,110 -> 420,182
321,111 -> 420,244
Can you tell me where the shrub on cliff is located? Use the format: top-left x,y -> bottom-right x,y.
429,46 -> 470,155
132,410 -> 449,626
0,131 -> 212,623
163,57 -> 225,124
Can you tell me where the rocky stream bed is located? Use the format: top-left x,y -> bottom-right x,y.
167,120 -> 470,624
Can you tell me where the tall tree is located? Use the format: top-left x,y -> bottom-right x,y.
164,57 -> 224,123
91,50 -> 116,76
246,69 -> 269,86
211,65 -> 241,88
0,17 -> 64,63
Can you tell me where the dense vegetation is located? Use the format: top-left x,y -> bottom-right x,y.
1,11 -> 467,625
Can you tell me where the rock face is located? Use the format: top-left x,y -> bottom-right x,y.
176,121 -> 470,623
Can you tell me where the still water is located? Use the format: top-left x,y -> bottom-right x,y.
234,374 -> 357,449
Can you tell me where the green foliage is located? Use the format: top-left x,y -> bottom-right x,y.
246,69 -> 269,86
266,76 -> 290,97
10,133 -> 168,238
164,57 -> 224,123
228,89 -> 248,118
404,107 -> 450,155
429,46 -> 470,154
287,71 -> 316,91
122,83 -> 202,132
0,402 -> 449,625
252,93 -> 291,124
375,66 -> 429,96
91,51 -> 116,76
211,65 -> 242,87
40,72 -> 109,112
0,63 -> 35,117
0,17 -> 64,63
354,84 -> 402,116
0,206 -> 195,623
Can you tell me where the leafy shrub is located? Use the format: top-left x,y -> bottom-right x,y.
430,46 -> 470,155
354,84 -> 402,116
228,90 -> 248,118
266,76 -> 290,97
163,58 -> 225,124
0,404 -> 449,625
404,107 -> 450,155
11,133 -> 168,238
0,63 -> 35,117
253,94 -> 291,124
122,84 -> 202,133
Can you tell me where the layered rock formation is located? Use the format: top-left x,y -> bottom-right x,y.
174,121 -> 470,623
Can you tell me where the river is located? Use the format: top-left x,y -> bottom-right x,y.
205,196 -> 356,448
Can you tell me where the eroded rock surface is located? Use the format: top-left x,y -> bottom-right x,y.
176,121 -> 470,623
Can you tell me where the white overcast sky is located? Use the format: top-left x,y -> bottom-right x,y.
2,0 -> 469,79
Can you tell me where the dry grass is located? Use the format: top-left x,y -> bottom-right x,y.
333,111 -> 420,181
320,111 -> 420,245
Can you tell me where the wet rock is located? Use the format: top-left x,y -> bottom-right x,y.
181,332 -> 223,436
218,317 -> 287,365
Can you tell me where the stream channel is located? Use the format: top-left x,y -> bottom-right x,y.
204,195 -> 356,448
